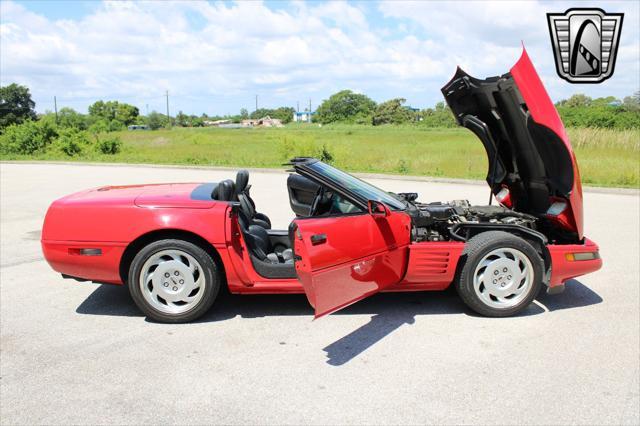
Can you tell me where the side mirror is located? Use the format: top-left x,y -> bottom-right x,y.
367,200 -> 390,217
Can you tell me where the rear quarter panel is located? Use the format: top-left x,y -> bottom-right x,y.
41,198 -> 230,283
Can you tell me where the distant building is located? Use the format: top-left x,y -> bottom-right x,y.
293,111 -> 315,123
242,116 -> 283,128
257,116 -> 283,127
127,125 -> 149,130
203,119 -> 231,127
241,119 -> 258,127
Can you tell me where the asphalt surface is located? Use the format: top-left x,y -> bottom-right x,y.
1,163 -> 638,425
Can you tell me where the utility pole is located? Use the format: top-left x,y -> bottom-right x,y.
165,90 -> 171,128
54,96 -> 58,123
296,101 -> 300,124
308,98 -> 312,123
145,104 -> 149,116
255,95 -> 258,113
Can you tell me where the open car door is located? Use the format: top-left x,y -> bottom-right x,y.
293,201 -> 411,318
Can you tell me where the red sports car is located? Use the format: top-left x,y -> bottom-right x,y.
42,50 -> 602,323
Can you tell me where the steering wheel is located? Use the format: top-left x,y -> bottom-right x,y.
309,186 -> 325,216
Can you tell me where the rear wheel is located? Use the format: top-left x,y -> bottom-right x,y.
455,231 -> 543,317
128,239 -> 220,323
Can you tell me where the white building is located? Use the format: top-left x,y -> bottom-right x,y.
292,111 -> 316,123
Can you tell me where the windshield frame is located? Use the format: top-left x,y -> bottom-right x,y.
295,160 -> 406,211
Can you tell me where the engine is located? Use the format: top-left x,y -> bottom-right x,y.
408,199 -> 537,242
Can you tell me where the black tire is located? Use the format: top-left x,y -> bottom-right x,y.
128,239 -> 221,323
455,231 -> 543,317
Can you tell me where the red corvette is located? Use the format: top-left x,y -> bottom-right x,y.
42,50 -> 601,323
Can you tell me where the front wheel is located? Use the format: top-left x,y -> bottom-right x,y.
128,239 -> 221,323
455,231 -> 543,317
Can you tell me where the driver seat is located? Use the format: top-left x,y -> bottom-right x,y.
244,224 -> 294,264
235,170 -> 272,229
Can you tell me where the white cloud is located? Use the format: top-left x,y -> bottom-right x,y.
0,0 -> 638,115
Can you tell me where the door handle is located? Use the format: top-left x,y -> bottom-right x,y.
310,233 -> 327,246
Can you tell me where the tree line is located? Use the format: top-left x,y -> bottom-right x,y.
313,89 -> 640,129
1,82 -> 638,157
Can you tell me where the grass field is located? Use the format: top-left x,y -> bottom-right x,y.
5,124 -> 640,188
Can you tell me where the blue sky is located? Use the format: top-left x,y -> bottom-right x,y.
1,1 -> 638,116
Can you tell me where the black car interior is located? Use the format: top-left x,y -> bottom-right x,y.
209,169 -> 365,279
208,171 -> 298,278
235,170 -> 272,229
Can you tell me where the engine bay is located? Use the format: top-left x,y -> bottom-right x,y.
398,193 -> 577,245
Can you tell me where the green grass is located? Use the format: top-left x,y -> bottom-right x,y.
4,124 -> 639,188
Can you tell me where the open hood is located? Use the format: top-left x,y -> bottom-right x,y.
441,48 -> 584,239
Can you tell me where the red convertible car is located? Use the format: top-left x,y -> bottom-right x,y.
42,50 -> 601,323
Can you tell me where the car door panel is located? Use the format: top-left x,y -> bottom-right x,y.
293,211 -> 411,318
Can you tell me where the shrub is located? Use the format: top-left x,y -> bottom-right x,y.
88,119 -> 110,134
97,136 -> 122,154
52,128 -> 90,156
0,120 -> 58,154
279,136 -> 334,163
107,120 -> 125,132
397,159 -> 409,174
318,144 -> 334,163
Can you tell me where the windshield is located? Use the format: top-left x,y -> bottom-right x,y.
307,162 -> 406,210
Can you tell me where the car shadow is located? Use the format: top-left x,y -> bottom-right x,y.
76,279 -> 602,365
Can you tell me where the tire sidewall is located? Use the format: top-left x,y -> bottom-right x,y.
456,231 -> 544,317
128,239 -> 220,323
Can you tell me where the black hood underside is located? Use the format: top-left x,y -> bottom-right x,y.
441,68 -> 574,215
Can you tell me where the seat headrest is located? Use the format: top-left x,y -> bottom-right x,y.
236,170 -> 249,193
212,179 -> 235,201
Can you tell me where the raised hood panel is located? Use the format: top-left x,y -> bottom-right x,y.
441,48 -> 583,238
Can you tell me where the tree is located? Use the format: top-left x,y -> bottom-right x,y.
249,106 -> 295,123
88,100 -> 139,126
622,91 -> 640,112
590,96 -> 618,107
240,108 -> 248,119
88,100 -> 115,121
315,90 -> 376,124
57,107 -> 88,130
372,98 -> 415,125
558,93 -> 592,108
418,102 -> 456,127
146,111 -> 167,130
115,102 -> 139,125
176,110 -> 189,127
0,83 -> 37,129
